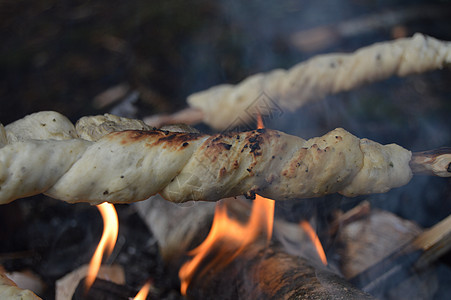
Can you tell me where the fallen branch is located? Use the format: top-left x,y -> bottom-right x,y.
412,214 -> 451,270
348,214 -> 451,296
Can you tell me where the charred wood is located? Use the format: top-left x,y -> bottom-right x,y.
184,242 -> 373,300
72,278 -> 136,300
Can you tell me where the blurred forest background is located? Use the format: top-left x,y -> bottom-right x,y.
1,0 -> 450,130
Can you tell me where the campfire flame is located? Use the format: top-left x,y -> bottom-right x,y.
133,280 -> 152,300
179,112 -> 275,295
179,195 -> 275,295
85,202 -> 119,291
299,220 -> 328,265
256,112 -> 264,130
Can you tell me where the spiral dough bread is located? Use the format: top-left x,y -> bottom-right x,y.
0,112 -> 412,205
188,33 -> 451,130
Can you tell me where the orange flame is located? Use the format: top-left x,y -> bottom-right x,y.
179,111 -> 275,295
85,202 -> 119,291
133,280 -> 152,300
299,220 -> 327,265
254,113 -> 274,240
256,112 -> 264,130
179,195 -> 274,295
254,111 -> 274,243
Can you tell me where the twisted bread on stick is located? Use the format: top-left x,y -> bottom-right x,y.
0,112 -> 412,205
188,33 -> 451,129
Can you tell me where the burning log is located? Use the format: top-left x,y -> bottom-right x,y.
2,111 -> 450,205
185,33 -> 451,130
135,195 -> 374,300
184,242 -> 373,300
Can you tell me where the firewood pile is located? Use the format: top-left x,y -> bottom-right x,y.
1,3 -> 451,299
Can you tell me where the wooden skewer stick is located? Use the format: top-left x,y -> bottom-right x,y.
410,147 -> 451,177
143,107 -> 204,128
329,200 -> 371,236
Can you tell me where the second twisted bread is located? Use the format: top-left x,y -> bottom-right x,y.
188,33 -> 451,129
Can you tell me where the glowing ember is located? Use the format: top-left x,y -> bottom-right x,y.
133,280 -> 152,300
299,220 -> 328,265
85,202 -> 119,291
179,194 -> 275,295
